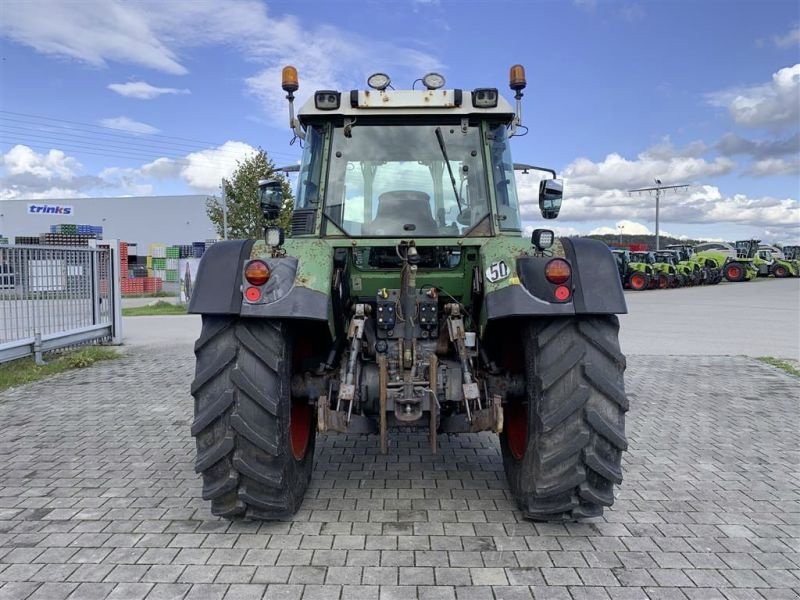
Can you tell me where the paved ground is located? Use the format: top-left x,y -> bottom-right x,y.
1,342 -> 799,599
119,278 -> 800,359
619,279 -> 800,361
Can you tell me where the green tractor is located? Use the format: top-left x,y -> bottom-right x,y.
759,244 -> 799,278
664,244 -> 722,285
630,251 -> 677,288
728,239 -> 767,281
654,250 -> 694,286
188,65 -> 629,522
612,249 -> 651,290
782,246 -> 800,275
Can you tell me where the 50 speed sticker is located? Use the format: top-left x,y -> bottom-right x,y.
485,260 -> 510,282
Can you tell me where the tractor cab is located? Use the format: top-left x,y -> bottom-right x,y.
734,239 -> 760,260
267,67 -> 563,242
630,251 -> 655,265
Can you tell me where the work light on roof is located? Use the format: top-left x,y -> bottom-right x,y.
422,72 -> 445,90
367,73 -> 391,90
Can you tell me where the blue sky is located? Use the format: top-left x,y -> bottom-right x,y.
1,0 -> 798,242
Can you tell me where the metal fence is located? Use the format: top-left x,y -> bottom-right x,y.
0,243 -> 122,364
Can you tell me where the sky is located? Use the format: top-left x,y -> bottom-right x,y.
0,0 -> 798,243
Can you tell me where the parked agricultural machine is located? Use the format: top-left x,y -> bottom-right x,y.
629,251 -> 678,288
759,245 -> 799,278
693,241 -> 757,283
612,249 -> 652,290
664,244 -> 722,285
188,65 -> 630,521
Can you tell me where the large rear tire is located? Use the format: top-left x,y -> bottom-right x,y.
773,265 -> 788,278
500,316 -> 628,521
724,262 -> 746,282
191,315 -> 316,519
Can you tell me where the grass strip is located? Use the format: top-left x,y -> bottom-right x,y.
757,356 -> 800,378
122,301 -> 188,317
0,347 -> 119,393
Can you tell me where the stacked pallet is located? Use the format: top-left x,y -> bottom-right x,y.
14,236 -> 40,245
0,235 -> 8,245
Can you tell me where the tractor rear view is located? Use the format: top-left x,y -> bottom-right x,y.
187,65 -> 630,522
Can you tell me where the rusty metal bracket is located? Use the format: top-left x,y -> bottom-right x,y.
429,353 -> 438,454
379,354 -> 388,454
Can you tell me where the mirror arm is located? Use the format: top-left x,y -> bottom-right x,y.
286,90 -> 306,140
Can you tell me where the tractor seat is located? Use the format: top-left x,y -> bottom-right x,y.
363,190 -> 439,236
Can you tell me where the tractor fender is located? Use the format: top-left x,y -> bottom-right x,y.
239,256 -> 328,321
188,240 -> 255,314
484,237 -> 627,319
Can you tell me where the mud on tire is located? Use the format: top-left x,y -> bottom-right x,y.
191,315 -> 315,519
500,316 -> 628,521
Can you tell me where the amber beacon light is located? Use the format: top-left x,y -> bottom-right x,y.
282,66 -> 299,93
509,64 -> 526,91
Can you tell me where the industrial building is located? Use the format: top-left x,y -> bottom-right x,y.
0,195 -> 216,248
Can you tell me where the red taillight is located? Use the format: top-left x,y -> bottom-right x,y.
244,260 -> 270,286
554,285 -> 571,301
244,286 -> 261,302
545,258 -> 571,284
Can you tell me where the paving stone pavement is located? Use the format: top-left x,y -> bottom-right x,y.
1,345 -> 798,600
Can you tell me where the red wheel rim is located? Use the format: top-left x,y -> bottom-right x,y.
290,402 -> 312,460
505,403 -> 528,460
658,275 -> 668,289
728,266 -> 741,279
631,274 -> 645,290
776,267 -> 786,277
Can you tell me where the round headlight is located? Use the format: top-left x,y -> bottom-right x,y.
422,72 -> 445,90
367,73 -> 391,90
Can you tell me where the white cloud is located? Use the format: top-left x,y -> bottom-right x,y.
515,140 -> 798,237
590,219 -> 652,236
707,64 -> 800,130
0,141 -> 257,199
0,0 -> 442,124
746,157 -> 800,177
0,145 -> 107,199
93,141 -> 258,193
0,0 -> 186,74
520,140 -> 734,197
108,81 -> 189,99
181,141 -> 257,192
99,116 -> 159,135
716,132 -> 800,159
1,144 -> 80,180
774,24 -> 800,48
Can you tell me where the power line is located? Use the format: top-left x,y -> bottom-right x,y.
0,129 -> 247,167
0,110 -> 301,161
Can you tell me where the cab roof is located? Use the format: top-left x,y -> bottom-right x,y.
297,88 -> 516,123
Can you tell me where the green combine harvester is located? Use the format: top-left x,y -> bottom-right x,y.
187,65 -> 630,522
612,249 -> 652,290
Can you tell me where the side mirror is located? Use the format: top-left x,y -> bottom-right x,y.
258,179 -> 283,220
539,178 -> 563,219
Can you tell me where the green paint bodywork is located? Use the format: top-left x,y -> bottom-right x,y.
251,235 -> 567,336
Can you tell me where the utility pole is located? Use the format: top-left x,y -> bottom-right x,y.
628,179 -> 689,250
221,177 -> 228,240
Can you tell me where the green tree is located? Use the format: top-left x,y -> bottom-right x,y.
206,148 -> 294,240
